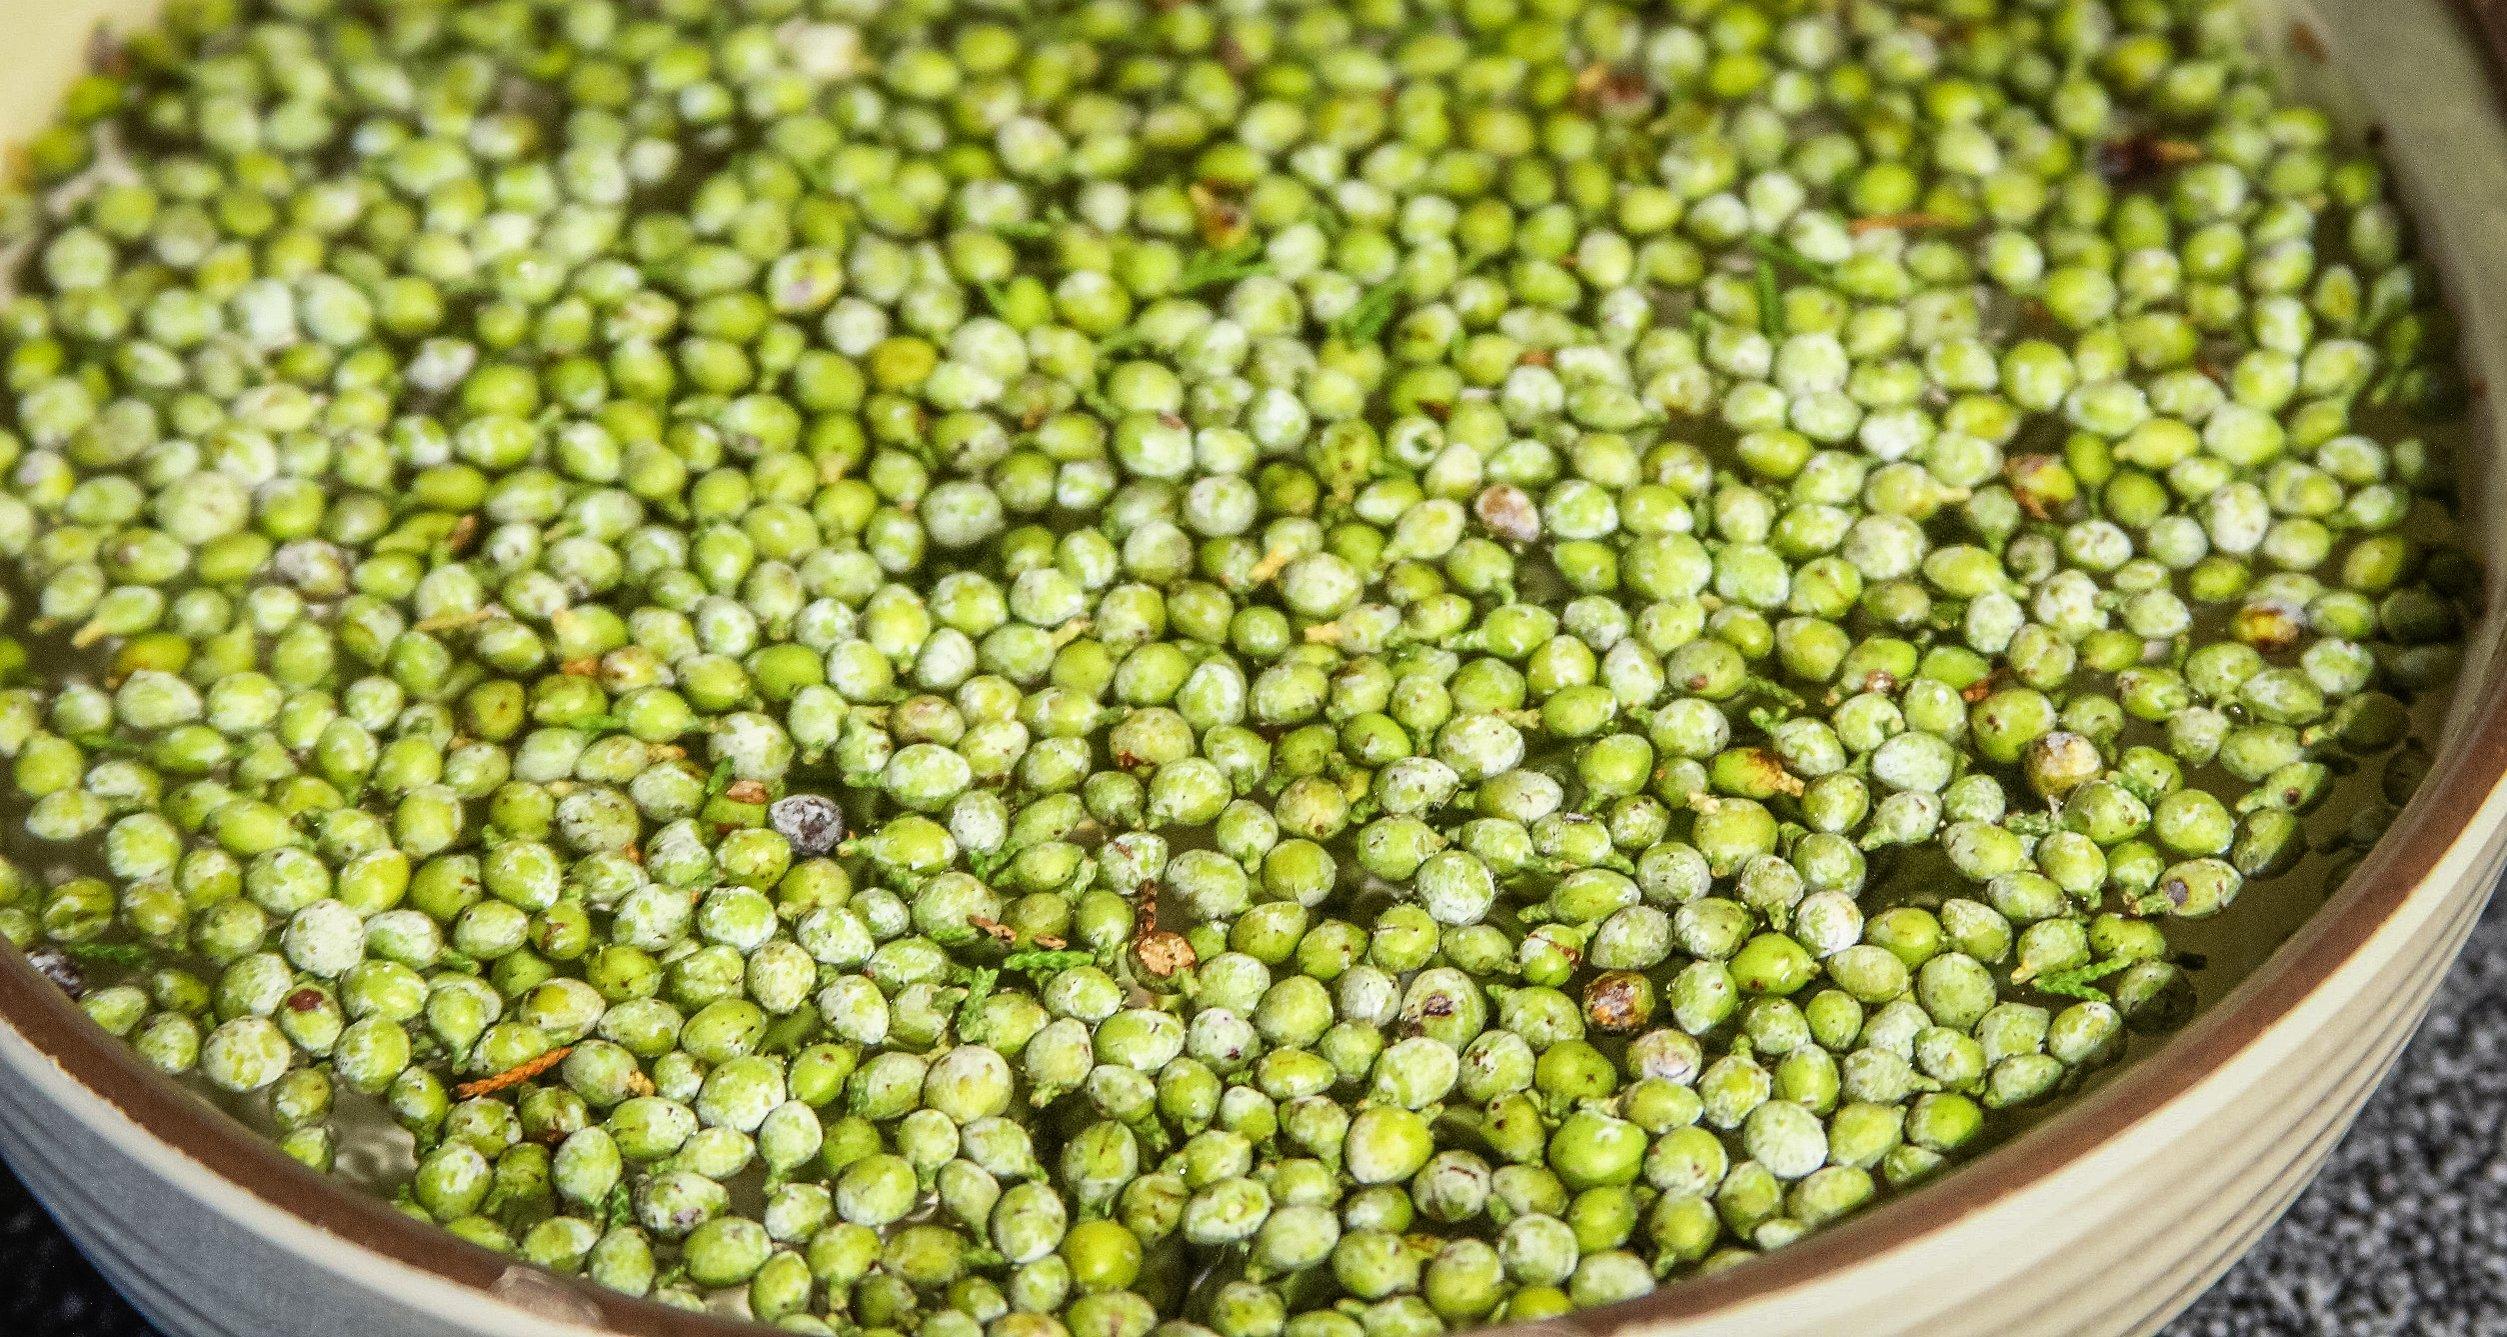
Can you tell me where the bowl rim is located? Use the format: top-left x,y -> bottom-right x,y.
4,3 -> 2507,1335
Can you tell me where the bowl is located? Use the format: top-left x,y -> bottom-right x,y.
3,0 -> 2506,1333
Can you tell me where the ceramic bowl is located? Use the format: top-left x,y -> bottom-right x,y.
3,0 -> 2506,1333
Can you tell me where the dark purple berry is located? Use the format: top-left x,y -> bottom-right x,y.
24,948 -> 85,999
769,793 -> 845,857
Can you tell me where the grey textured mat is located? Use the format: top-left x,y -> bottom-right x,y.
3,900 -> 2503,1336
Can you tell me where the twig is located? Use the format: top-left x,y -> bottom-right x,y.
454,1045 -> 574,1100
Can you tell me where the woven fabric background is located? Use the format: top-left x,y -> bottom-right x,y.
4,899 -> 2503,1336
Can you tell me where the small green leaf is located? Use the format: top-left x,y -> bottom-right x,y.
1003,948 -> 1096,974
1179,237 -> 1269,293
2035,955 -> 2134,1002
1753,254 -> 1782,337
1746,234 -> 1829,283
1094,325 -> 1149,357
953,966 -> 999,1041
1335,280 -> 1403,344
58,942 -> 152,970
